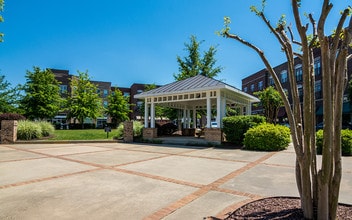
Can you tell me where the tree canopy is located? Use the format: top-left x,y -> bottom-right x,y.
0,0 -> 4,42
66,71 -> 102,127
221,0 -> 352,219
174,35 -> 222,81
254,86 -> 283,124
0,75 -> 20,113
20,67 -> 62,120
106,88 -> 131,124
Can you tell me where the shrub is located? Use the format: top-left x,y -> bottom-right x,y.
17,120 -> 42,140
243,123 -> 291,151
316,129 -> 352,156
222,115 -> 266,145
113,121 -> 144,140
0,113 -> 26,121
38,121 -> 55,137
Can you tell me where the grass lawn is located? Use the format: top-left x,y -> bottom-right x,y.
48,129 -> 116,140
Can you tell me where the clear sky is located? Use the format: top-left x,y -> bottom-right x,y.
0,0 -> 350,89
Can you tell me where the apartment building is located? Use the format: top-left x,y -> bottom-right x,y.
242,49 -> 352,124
50,69 -> 148,127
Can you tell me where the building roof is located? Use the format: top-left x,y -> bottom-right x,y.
134,75 -> 259,102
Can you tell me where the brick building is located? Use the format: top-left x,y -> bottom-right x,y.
50,69 -> 149,127
242,49 -> 352,124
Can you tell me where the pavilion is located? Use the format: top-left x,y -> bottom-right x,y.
134,75 -> 259,143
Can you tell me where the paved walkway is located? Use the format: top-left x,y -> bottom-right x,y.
0,142 -> 351,219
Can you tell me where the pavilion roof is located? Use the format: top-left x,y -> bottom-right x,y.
135,75 -> 259,103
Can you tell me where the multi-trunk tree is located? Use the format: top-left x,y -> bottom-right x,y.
221,0 -> 352,219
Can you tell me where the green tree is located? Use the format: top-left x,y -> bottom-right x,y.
221,1 -> 352,219
106,88 -> 131,125
0,75 -> 20,113
20,67 -> 62,120
66,71 -> 102,128
174,35 -> 222,81
0,0 -> 4,42
254,86 -> 283,124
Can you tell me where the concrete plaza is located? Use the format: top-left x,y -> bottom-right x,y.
1,142 -> 351,219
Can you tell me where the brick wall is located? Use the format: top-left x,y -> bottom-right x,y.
204,128 -> 222,144
123,121 -> 133,143
1,120 -> 18,144
143,128 -> 158,139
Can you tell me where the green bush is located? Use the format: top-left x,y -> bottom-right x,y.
243,123 -> 291,151
113,121 -> 144,140
17,120 -> 42,140
222,115 -> 266,145
38,121 -> 55,137
316,129 -> 352,156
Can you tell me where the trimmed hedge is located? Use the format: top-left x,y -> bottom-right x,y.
243,123 -> 291,151
316,129 -> 352,156
222,115 -> 266,145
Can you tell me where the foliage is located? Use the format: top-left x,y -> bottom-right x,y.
220,0 -> 352,218
66,71 -> 103,128
173,35 -> 222,81
20,67 -> 62,120
0,113 -> 26,121
243,123 -> 290,151
17,120 -> 42,140
222,115 -> 266,145
106,88 -> 131,124
113,121 -> 144,139
316,129 -> 352,156
0,75 -> 21,113
254,86 -> 284,124
38,121 -> 55,137
0,0 -> 4,42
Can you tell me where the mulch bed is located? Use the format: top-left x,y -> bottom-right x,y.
206,197 -> 352,220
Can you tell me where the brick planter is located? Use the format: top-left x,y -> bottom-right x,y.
204,128 -> 222,144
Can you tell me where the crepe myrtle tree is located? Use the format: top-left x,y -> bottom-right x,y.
220,0 -> 352,219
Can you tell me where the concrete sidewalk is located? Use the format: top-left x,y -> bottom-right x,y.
0,142 -> 351,219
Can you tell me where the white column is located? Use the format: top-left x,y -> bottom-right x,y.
151,102 -> 155,128
206,94 -> 211,128
183,108 -> 187,129
246,103 -> 252,115
144,102 -> 149,128
187,109 -> 191,128
193,107 -> 197,128
220,97 -> 226,128
216,95 -> 221,127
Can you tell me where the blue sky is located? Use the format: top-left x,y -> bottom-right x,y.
0,0 -> 350,89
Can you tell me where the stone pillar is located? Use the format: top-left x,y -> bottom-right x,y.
123,121 -> 134,143
204,128 -> 222,145
1,120 -> 18,144
143,128 -> 158,139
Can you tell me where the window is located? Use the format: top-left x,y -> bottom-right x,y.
258,81 -> 263,90
123,92 -> 130,97
281,70 -> 288,83
137,89 -> 143,94
295,65 -> 303,82
59,85 -> 67,94
269,76 -> 274,85
103,89 -> 109,97
103,101 -> 108,108
250,84 -> 255,92
243,87 -> 248,92
314,57 -> 321,76
315,80 -> 321,92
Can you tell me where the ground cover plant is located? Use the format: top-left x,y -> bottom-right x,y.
48,129 -> 115,140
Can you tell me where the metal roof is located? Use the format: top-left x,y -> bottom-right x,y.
134,75 -> 259,102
